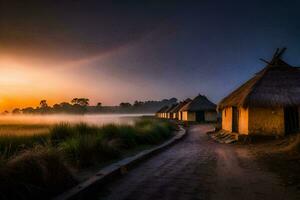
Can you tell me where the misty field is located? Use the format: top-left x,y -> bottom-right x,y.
0,114 -> 151,137
0,116 -> 176,199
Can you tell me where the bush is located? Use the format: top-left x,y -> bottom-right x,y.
100,124 -> 121,140
0,134 -> 48,159
73,122 -> 99,136
49,123 -> 73,145
100,124 -> 137,148
2,147 -> 76,199
57,119 -> 175,168
59,135 -> 99,167
118,125 -> 137,148
59,134 -> 121,168
134,119 -> 175,145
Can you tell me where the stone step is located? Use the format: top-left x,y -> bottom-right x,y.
207,130 -> 238,144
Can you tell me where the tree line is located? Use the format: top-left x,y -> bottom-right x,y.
6,97 -> 177,115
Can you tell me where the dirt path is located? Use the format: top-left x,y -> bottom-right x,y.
96,124 -> 297,200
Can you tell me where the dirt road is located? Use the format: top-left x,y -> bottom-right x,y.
97,124 -> 298,200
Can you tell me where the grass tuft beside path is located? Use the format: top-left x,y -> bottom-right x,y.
0,118 -> 176,199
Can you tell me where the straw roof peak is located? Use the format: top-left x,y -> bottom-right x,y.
218,48 -> 300,110
260,48 -> 290,68
180,94 -> 216,112
165,103 -> 178,113
156,105 -> 169,113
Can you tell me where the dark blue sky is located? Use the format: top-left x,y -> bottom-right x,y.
1,0 -> 300,107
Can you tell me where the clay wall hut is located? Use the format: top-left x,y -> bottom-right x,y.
161,106 -> 169,118
177,99 -> 193,121
165,104 -> 178,119
179,95 -> 217,122
218,48 -> 300,136
169,106 -> 178,119
155,106 -> 168,118
169,103 -> 182,119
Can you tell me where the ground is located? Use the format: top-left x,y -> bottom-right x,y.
95,124 -> 299,200
247,134 -> 300,192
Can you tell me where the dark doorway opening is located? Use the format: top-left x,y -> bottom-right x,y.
284,107 -> 299,134
232,107 -> 239,132
196,111 -> 205,122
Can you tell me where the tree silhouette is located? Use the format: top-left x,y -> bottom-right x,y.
71,98 -> 89,107
2,110 -> 9,115
120,102 -> 131,107
12,108 -> 21,114
10,97 -> 178,114
22,107 -> 34,114
40,100 -> 48,108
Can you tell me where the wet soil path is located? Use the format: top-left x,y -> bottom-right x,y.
97,125 -> 297,200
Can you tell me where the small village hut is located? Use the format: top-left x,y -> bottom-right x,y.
165,104 -> 178,119
179,94 -> 217,122
218,48 -> 300,136
177,99 -> 192,120
155,106 -> 168,118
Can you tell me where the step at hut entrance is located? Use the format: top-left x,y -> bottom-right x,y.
284,106 -> 299,134
232,107 -> 239,132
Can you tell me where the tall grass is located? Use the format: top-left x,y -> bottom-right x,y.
0,118 -> 176,198
52,119 -> 176,168
0,134 -> 49,159
1,147 -> 76,199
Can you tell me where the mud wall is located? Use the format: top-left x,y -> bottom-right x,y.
249,107 -> 284,136
238,107 -> 249,134
182,111 -> 196,121
221,107 -> 232,132
204,111 -> 217,122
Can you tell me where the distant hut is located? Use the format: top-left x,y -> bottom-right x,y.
163,106 -> 171,118
169,103 -> 181,119
173,98 -> 192,120
179,94 -> 217,122
218,48 -> 300,136
155,106 -> 168,118
161,106 -> 170,118
165,104 -> 178,119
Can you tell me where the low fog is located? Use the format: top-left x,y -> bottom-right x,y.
0,114 -> 154,126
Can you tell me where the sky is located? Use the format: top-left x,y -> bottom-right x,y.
1,0 -> 300,111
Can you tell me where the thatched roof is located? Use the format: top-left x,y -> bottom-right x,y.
165,104 -> 178,113
156,105 -> 169,113
218,48 -> 300,110
170,98 -> 192,113
179,95 -> 216,112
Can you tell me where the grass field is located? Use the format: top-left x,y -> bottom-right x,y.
0,117 -> 176,199
0,124 -> 50,136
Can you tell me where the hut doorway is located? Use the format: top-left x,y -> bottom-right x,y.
284,107 -> 299,134
232,107 -> 239,132
196,111 -> 205,122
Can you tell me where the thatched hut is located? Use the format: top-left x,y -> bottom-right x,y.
155,106 -> 168,118
168,105 -> 179,119
218,48 -> 300,136
165,104 -> 178,119
163,106 -> 171,118
179,95 -> 217,122
168,103 -> 182,119
173,98 -> 192,120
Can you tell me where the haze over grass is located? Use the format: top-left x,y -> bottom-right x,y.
0,118 -> 176,199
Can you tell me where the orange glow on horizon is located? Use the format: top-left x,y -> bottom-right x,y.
0,56 -> 86,111
0,53 -> 134,112
0,41 -> 154,112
